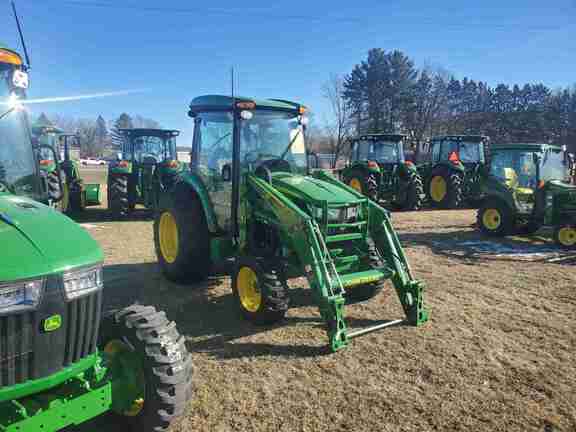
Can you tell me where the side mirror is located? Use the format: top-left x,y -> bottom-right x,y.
222,164 -> 232,182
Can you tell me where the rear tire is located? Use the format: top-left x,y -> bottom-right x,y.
515,219 -> 542,235
99,305 -> 193,432
108,174 -> 130,218
345,171 -> 378,201
477,200 -> 513,237
69,180 -> 86,213
232,257 -> 289,325
397,171 -> 424,210
428,168 -> 463,209
154,194 -> 211,282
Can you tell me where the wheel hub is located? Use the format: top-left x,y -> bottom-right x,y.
557,226 -> 576,247
483,208 -> 501,230
430,176 -> 447,202
159,211 -> 179,263
237,267 -> 261,312
349,178 -> 363,193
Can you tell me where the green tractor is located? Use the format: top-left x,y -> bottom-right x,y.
107,128 -> 185,217
418,135 -> 489,208
31,121 -> 101,214
477,143 -> 576,249
153,95 -> 428,352
340,134 -> 424,210
1,46 -> 193,431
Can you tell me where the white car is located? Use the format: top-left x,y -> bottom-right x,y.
81,158 -> 107,166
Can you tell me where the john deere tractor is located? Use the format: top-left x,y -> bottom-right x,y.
1,45 -> 193,431
107,128 -> 184,217
153,95 -> 428,352
418,135 -> 489,208
341,134 -> 424,210
477,143 -> 576,249
31,121 -> 101,214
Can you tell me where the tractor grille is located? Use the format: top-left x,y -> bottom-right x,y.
0,278 -> 102,388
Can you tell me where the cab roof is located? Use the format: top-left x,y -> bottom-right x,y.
188,95 -> 305,116
355,133 -> 405,141
119,128 -> 180,137
491,143 -> 562,152
431,135 -> 489,142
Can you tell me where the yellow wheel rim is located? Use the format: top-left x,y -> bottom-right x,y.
237,267 -> 261,313
430,176 -> 447,202
104,340 -> 146,417
557,227 -> 576,247
159,212 -> 178,264
482,208 -> 502,231
349,178 -> 363,193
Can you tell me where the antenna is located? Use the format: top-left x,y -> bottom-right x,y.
11,1 -> 31,68
230,66 -> 235,100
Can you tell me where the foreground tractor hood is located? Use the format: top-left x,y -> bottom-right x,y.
272,172 -> 363,205
0,193 -> 103,282
546,180 -> 576,193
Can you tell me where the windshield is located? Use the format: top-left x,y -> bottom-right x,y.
130,135 -> 174,162
370,140 -> 403,163
459,141 -> 484,163
540,149 -> 568,183
240,109 -> 306,172
34,132 -> 59,160
490,150 -> 537,189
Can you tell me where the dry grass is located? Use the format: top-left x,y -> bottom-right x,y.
72,168 -> 575,432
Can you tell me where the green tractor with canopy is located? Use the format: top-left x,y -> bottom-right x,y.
153,95 -> 428,352
477,143 -> 576,248
340,134 -> 424,210
107,128 -> 185,217
1,45 -> 193,431
418,135 -> 489,208
31,120 -> 101,214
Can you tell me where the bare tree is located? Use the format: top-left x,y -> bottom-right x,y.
322,74 -> 354,168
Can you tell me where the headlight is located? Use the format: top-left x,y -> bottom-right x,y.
326,206 -> 358,223
12,70 -> 29,89
0,279 -> 43,311
546,194 -> 554,208
63,265 -> 103,300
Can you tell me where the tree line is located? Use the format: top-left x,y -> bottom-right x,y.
35,112 -> 161,157
315,48 -> 576,165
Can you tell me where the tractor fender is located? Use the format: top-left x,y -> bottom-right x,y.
108,161 -> 133,175
160,172 -> 219,233
477,192 -> 514,215
434,160 -> 465,174
397,161 -> 419,178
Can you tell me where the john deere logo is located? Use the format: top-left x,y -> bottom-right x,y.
43,315 -> 62,332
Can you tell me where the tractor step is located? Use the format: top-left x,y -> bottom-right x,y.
340,268 -> 392,288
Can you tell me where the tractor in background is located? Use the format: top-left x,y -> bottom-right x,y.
418,135 -> 489,208
107,128 -> 184,217
341,134 -> 424,210
31,120 -> 101,213
1,44 -> 193,432
477,143 -> 576,248
153,95 -> 428,352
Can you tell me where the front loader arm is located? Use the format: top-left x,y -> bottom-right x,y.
247,174 -> 349,350
314,170 -> 429,327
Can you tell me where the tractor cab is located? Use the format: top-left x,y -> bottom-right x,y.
429,135 -> 488,169
478,143 -> 576,247
31,123 -> 64,174
350,134 -> 405,166
107,128 -> 183,216
0,46 -> 48,202
189,96 -> 309,232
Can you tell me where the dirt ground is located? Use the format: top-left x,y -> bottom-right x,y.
72,167 -> 575,432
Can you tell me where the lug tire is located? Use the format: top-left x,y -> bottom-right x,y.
477,200 -> 513,237
232,257 -> 289,325
515,219 -> 542,235
109,174 -> 130,218
99,305 -> 194,432
154,195 -> 211,283
398,172 -> 424,210
69,179 -> 86,213
553,225 -> 576,249
345,171 -> 378,201
345,243 -> 385,305
428,168 -> 463,209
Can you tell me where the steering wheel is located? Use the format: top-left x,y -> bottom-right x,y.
243,151 -> 292,174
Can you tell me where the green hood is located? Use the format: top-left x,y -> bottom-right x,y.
0,193 -> 103,282
272,172 -> 363,206
546,180 -> 576,193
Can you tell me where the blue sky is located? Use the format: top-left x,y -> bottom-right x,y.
1,0 -> 574,146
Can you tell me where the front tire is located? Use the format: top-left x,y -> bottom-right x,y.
99,305 -> 193,432
554,225 -> 576,249
477,200 -> 513,237
154,195 -> 211,282
108,174 -> 130,218
232,257 -> 289,325
345,243 -> 385,304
